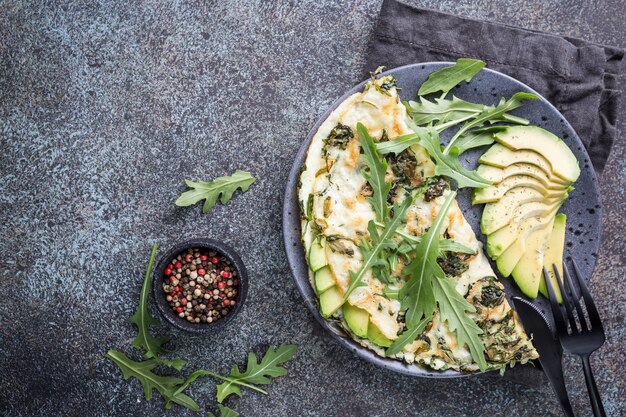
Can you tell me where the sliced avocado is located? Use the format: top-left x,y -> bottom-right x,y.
343,304 -> 369,338
487,205 -> 560,258
319,285 -> 344,318
367,320 -> 393,347
481,193 -> 567,235
477,163 -> 570,190
479,143 -> 554,175
496,216 -> 554,278
511,216 -> 556,299
539,213 -> 566,303
472,175 -> 569,204
308,238 -> 328,272
494,126 -> 580,183
314,266 -> 335,294
481,188 -> 563,234
495,239 -> 523,277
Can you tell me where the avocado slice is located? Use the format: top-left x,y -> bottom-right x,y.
479,143 -> 554,176
494,126 -> 580,183
496,216 -> 554,279
367,320 -> 393,347
481,188 -> 564,234
319,285 -> 344,318
476,163 -> 570,190
308,238 -> 328,272
342,304 -> 369,338
487,204 -> 560,258
473,175 -> 569,204
482,193 -> 567,235
539,213 -> 566,303
511,216 -> 556,299
495,239 -> 523,277
314,266 -> 335,294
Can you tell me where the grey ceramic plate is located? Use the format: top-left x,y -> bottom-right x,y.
282,62 -> 602,378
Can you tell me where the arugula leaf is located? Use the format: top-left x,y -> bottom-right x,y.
380,222 -> 474,255
208,405 -> 240,417
385,316 -> 431,356
439,240 -> 475,255
405,96 -> 484,126
216,344 -> 297,403
360,221 -> 399,284
400,191 -> 456,327
432,275 -> 487,371
418,58 -> 486,96
376,133 -> 420,156
105,350 -> 199,411
167,369 -> 268,410
126,244 -> 186,370
407,123 -> 492,189
344,198 -> 413,301
391,191 -> 486,365
376,127 -> 491,189
357,122 -> 391,221
449,126 -> 503,155
128,244 -> 171,360
176,170 -> 256,213
444,92 -> 539,153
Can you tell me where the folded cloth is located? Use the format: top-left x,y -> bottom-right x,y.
366,0 -> 625,174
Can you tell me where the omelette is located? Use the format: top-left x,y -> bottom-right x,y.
298,75 -> 538,372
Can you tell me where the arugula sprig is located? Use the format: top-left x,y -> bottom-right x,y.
357,123 -> 391,221
443,92 -> 538,154
449,126 -> 508,155
407,59 -> 539,159
386,316 -> 431,356
176,170 -> 256,213
432,274 -> 487,370
127,243 -> 185,369
341,123 -> 410,298
344,198 -> 413,300
400,191 -> 457,328
418,58 -> 485,96
376,222 -> 474,255
105,350 -> 199,411
407,96 -> 485,126
386,192 -> 487,368
377,123 -> 492,189
215,344 -> 297,403
415,125 -> 492,188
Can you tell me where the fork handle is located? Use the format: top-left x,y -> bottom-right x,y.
581,355 -> 606,417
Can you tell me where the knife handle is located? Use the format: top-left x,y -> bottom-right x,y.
581,355 -> 606,417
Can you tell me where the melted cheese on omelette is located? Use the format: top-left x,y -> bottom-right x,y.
299,76 -> 537,372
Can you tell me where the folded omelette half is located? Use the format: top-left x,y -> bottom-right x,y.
298,75 -> 538,372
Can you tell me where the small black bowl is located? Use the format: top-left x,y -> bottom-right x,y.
152,238 -> 248,333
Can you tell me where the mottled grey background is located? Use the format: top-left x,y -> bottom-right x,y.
0,1 -> 624,416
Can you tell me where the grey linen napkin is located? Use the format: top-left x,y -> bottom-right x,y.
366,0 -> 625,175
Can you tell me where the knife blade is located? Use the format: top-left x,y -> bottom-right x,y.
512,297 -> 575,417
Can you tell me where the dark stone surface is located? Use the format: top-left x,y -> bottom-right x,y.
0,1 -> 623,416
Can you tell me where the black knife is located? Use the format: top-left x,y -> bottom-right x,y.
512,297 -> 575,417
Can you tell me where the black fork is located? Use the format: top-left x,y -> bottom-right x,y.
544,260 -> 606,417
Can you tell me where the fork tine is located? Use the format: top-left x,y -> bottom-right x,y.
572,260 -> 604,331
563,263 -> 588,332
553,264 -> 578,334
543,267 -> 567,333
